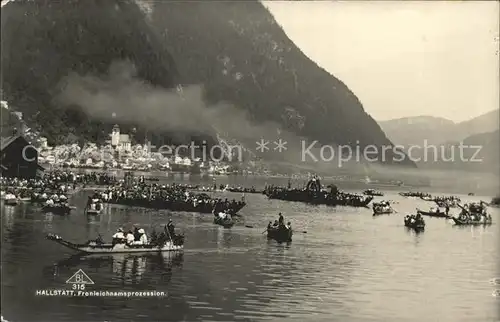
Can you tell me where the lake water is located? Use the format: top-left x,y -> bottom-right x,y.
1,184 -> 499,322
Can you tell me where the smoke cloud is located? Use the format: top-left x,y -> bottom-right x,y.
55,60 -> 281,143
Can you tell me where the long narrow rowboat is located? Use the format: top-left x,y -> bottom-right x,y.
416,209 -> 450,218
46,234 -> 183,254
451,217 -> 493,226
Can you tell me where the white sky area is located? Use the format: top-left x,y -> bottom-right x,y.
263,1 -> 499,122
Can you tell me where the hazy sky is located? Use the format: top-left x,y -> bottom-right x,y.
263,1 -> 499,122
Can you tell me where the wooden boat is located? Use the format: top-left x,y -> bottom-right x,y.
363,189 -> 384,196
267,226 -> 293,243
86,208 -> 102,215
420,196 -> 434,202
416,208 -> 450,218
373,208 -> 393,215
326,196 -> 373,208
46,234 -> 184,254
42,204 -> 72,215
105,198 -> 246,215
451,217 -> 492,226
4,198 -> 19,206
265,187 -> 373,208
85,202 -> 103,215
213,216 -> 234,228
434,200 -> 459,208
404,217 -> 425,230
490,197 -> 500,208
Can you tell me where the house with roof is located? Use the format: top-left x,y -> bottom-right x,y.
1,129 -> 45,179
109,125 -> 131,152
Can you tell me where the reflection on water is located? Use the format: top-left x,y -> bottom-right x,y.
2,202 -> 15,229
1,189 -> 499,322
44,252 -> 184,287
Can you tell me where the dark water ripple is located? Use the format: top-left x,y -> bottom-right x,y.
1,189 -> 499,322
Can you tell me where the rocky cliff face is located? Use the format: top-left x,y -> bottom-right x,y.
1,0 -> 413,167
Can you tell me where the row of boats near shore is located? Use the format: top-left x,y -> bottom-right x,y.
1,171 -> 499,254
372,190 -> 495,231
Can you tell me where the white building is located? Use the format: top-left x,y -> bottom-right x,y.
110,125 -> 131,152
39,137 -> 48,149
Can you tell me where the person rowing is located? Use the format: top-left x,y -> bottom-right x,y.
133,226 -> 141,241
166,219 -> 175,237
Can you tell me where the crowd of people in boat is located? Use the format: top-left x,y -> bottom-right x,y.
263,180 -> 373,207
112,226 -> 149,245
110,220 -> 180,246
225,185 -> 260,193
1,171 -> 117,198
97,182 -> 246,214
267,213 -> 292,231
433,195 -> 461,207
363,189 -> 384,196
1,176 -> 70,198
457,202 -> 492,223
372,200 -> 392,213
191,184 -> 260,194
1,174 -> 73,208
36,170 -> 117,186
399,191 -> 431,198
404,213 -> 425,227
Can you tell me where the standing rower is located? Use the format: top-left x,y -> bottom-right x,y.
166,219 -> 175,237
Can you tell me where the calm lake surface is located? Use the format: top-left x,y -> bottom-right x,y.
1,178 -> 499,322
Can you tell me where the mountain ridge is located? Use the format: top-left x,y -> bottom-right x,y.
379,109 -> 499,147
1,0 -> 414,168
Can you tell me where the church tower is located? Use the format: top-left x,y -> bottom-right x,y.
111,124 -> 120,147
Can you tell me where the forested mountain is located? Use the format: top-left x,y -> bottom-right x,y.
1,0 -> 413,167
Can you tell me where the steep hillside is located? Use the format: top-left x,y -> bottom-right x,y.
452,109 -> 499,141
1,0 -> 412,167
379,109 -> 499,147
378,116 -> 455,146
406,130 -> 499,174
1,0 -> 179,145
148,1 -> 400,151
